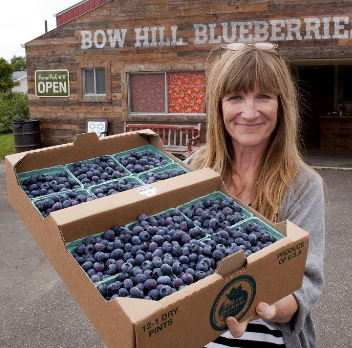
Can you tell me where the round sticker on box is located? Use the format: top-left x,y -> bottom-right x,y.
139,185 -> 157,197
210,275 -> 256,331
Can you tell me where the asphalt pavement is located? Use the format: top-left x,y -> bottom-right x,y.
0,159 -> 351,348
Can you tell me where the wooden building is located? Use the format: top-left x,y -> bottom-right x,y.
25,0 -> 352,151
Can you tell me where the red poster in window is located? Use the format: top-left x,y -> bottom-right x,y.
130,73 -> 165,113
168,72 -> 206,114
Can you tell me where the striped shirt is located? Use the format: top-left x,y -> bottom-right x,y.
204,319 -> 286,348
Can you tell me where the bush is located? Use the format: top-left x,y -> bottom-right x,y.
0,91 -> 29,132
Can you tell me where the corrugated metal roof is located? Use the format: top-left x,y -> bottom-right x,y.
55,0 -> 112,27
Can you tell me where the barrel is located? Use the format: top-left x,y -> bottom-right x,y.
12,120 -> 42,153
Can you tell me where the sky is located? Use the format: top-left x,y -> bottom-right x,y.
0,0 -> 80,62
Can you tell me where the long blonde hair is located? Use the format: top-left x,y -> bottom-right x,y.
190,46 -> 303,222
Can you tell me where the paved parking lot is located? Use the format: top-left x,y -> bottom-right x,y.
0,161 -> 351,348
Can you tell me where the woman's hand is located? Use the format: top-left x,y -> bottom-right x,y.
226,294 -> 298,338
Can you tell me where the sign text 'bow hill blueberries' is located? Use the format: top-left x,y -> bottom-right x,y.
81,16 -> 352,49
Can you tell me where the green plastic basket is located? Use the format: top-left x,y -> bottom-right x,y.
67,229 -> 127,288
111,144 -> 173,175
177,191 -> 253,221
137,162 -> 189,184
65,155 -> 130,187
231,217 -> 285,241
95,274 -> 119,288
66,230 -> 106,255
88,176 -> 144,197
17,165 -> 83,198
32,188 -> 95,217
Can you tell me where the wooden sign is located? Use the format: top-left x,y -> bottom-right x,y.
35,70 -> 70,97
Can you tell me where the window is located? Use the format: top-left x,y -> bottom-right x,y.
84,68 -> 106,95
128,71 -> 206,114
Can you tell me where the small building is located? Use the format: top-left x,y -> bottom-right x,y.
25,0 -> 352,151
12,71 -> 28,93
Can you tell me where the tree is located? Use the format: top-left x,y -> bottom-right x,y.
11,55 -> 26,71
0,91 -> 29,132
0,58 -> 17,92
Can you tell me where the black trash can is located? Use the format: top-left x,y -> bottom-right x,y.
12,120 -> 42,153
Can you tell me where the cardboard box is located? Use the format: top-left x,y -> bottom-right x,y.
5,131 -> 309,348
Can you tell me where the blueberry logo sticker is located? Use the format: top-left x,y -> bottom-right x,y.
210,275 -> 256,331
139,185 -> 157,197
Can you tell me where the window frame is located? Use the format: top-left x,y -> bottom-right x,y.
122,63 -> 207,122
77,60 -> 111,103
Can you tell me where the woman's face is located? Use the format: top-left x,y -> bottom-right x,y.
221,86 -> 279,150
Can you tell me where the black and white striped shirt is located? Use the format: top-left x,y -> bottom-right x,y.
205,319 -> 286,348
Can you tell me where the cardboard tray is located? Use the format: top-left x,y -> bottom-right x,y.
5,131 -> 309,348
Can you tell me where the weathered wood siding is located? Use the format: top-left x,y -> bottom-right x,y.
26,0 -> 352,146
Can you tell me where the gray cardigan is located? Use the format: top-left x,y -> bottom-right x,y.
184,157 -> 325,348
272,163 -> 325,348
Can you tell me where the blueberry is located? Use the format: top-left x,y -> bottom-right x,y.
121,262 -> 133,273
160,285 -> 173,298
152,257 -> 163,268
52,202 -> 62,211
189,253 -> 198,263
195,271 -> 207,280
134,254 -> 145,266
157,276 -> 172,286
106,264 -> 117,275
179,255 -> 190,264
132,236 -> 142,245
160,264 -> 172,276
148,289 -> 160,300
173,278 -> 184,289
152,235 -> 164,245
152,268 -> 163,279
124,278 -> 134,290
111,248 -> 124,260
152,248 -> 163,258
139,231 -> 150,242
141,260 -> 153,271
144,278 -> 157,290
212,250 -> 224,261
93,262 -> 105,272
196,261 -> 209,272
118,288 -> 129,297
97,284 -> 108,296
181,273 -> 194,285
172,262 -> 183,275
185,268 -> 195,277
90,274 -> 101,282
103,230 -> 115,241
76,243 -> 86,255
85,244 -> 95,254
107,282 -> 122,295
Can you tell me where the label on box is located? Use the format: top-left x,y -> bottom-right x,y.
139,185 -> 158,197
210,275 -> 256,331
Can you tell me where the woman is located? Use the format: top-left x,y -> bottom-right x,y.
186,43 -> 325,348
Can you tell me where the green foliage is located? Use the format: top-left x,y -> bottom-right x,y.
10,55 -> 26,71
0,133 -> 15,160
0,57 -> 17,92
0,92 -> 29,133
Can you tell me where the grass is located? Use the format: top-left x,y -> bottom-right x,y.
0,133 -> 15,161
